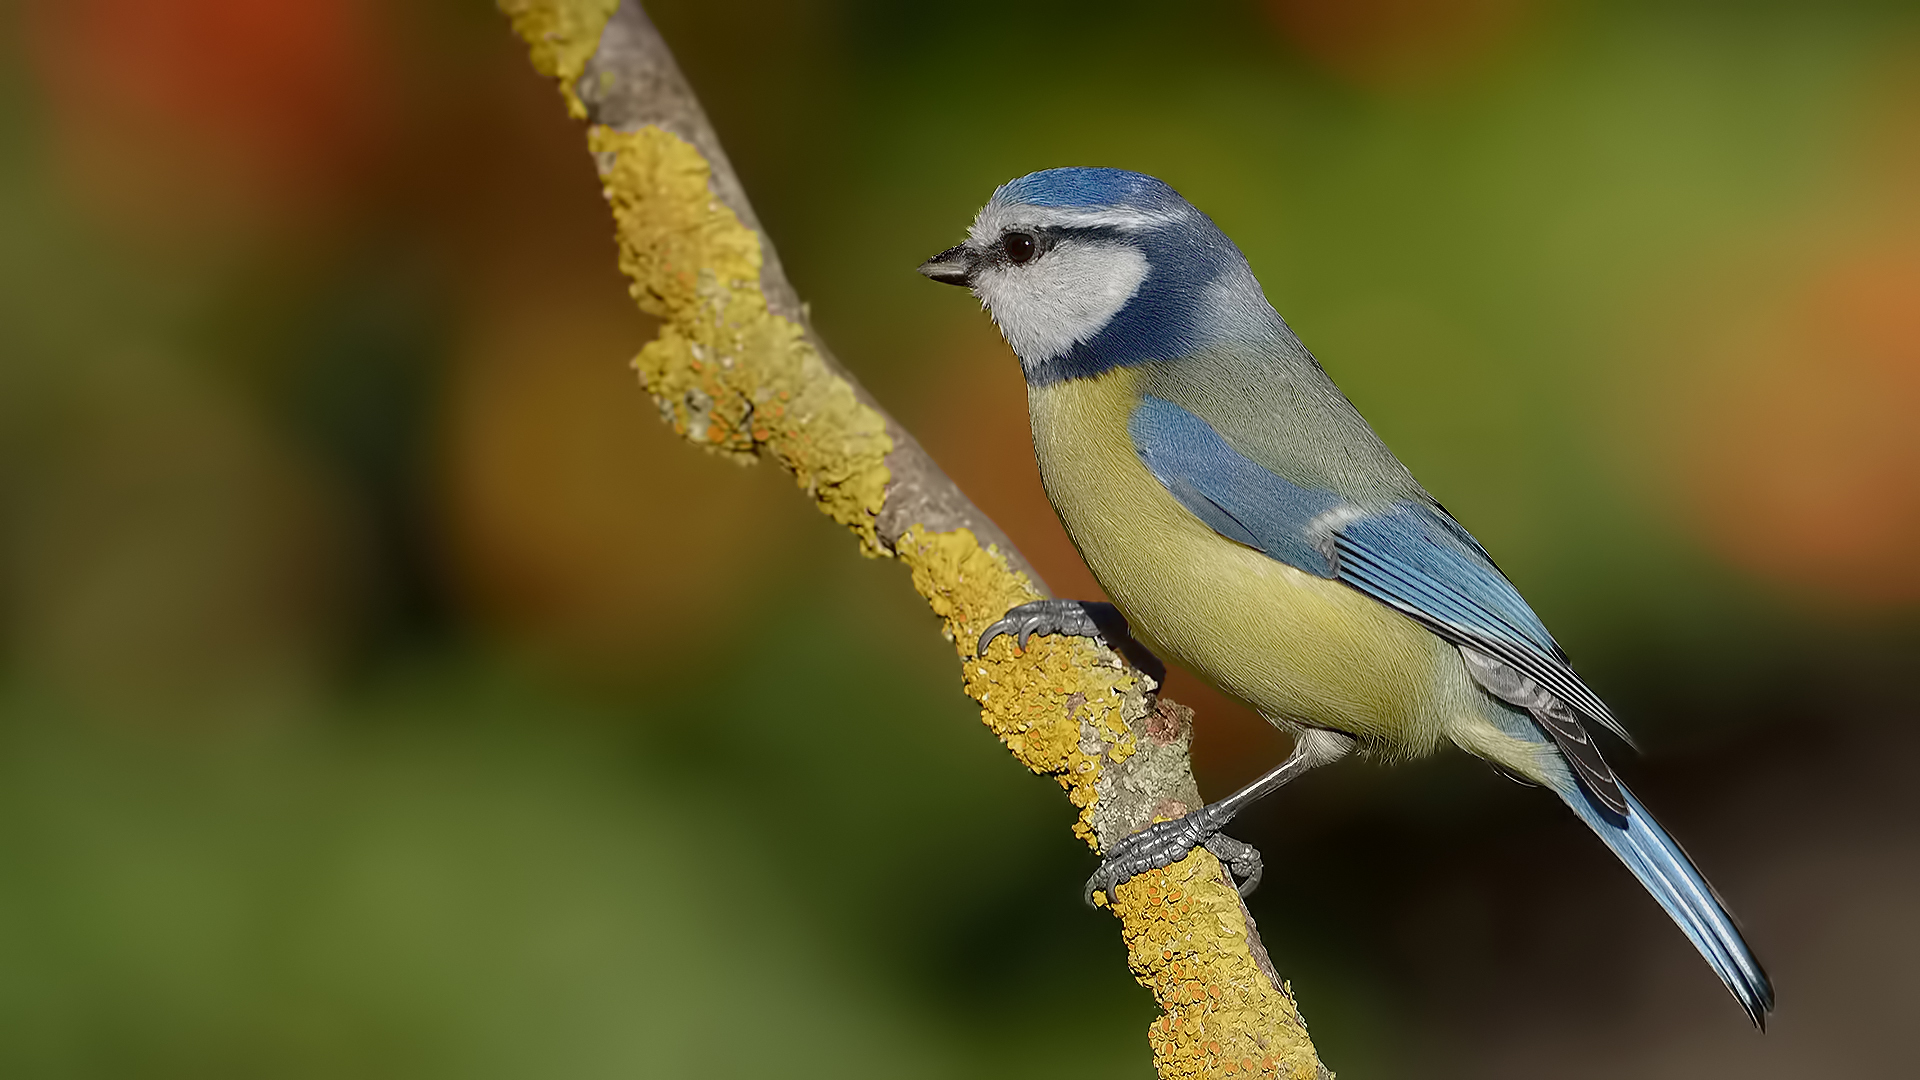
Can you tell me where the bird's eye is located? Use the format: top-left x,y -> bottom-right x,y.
1002,232 -> 1037,264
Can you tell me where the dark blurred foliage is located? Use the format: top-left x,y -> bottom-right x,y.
0,0 -> 1916,1076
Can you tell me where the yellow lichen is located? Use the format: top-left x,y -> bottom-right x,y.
894,526 -> 1140,846
590,125 -> 893,552
1113,853 -> 1325,1080
497,0 -> 619,119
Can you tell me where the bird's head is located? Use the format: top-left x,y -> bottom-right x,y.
919,167 -> 1274,384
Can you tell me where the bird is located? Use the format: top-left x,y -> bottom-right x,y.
918,166 -> 1773,1026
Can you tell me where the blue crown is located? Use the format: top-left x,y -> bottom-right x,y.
994,167 -> 1188,213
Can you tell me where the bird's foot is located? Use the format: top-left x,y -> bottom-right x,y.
977,599 -> 1127,657
1084,807 -> 1264,906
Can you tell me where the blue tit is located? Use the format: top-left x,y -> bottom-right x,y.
919,167 -> 1772,1026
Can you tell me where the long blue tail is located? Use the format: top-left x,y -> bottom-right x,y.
1558,780 -> 1775,1026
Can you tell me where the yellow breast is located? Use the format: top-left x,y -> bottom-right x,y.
1026,368 -> 1463,755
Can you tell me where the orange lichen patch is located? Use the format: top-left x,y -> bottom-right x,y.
497,0 -> 618,118
1113,853 -> 1325,1080
588,125 -> 893,553
895,525 -> 1142,846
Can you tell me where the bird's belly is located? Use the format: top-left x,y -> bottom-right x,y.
1028,370 -> 1456,752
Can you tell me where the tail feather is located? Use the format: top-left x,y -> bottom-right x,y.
1559,781 -> 1775,1026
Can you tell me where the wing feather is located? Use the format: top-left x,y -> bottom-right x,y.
1130,392 -> 1635,815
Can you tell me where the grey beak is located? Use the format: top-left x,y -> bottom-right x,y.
918,244 -> 976,286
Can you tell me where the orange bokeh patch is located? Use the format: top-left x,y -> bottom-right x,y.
1675,243 -> 1920,607
1264,0 -> 1533,91
24,0 -> 393,225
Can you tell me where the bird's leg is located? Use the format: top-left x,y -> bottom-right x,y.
1086,729 -> 1354,905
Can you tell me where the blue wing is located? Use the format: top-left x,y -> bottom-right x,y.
1331,505 -> 1624,739
1130,394 -> 1633,809
1126,394 -> 1347,571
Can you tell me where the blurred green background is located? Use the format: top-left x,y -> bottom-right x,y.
3,0 -> 1918,1076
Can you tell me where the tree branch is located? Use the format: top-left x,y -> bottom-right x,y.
497,3 -> 1332,1076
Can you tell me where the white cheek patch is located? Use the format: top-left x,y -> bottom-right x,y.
971,241 -> 1149,366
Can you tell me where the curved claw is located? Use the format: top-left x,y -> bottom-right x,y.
976,616 -> 1022,657
1204,834 -> 1264,897
976,599 -> 1116,658
1086,866 -> 1125,908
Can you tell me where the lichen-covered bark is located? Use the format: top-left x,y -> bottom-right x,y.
498,3 -> 1331,1076
497,0 -> 619,118
591,124 -> 893,549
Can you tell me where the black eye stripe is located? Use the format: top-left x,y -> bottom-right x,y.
1036,224 -> 1127,242
995,225 -> 1130,266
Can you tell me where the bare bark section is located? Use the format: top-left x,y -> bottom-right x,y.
500,3 -> 1332,1076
